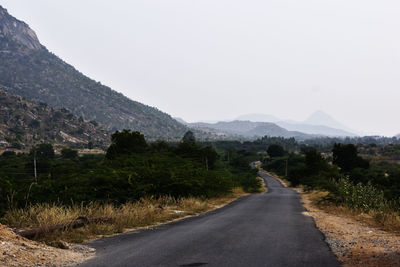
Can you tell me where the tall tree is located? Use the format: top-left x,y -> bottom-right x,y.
267,144 -> 285,158
106,130 -> 148,159
31,143 -> 55,159
182,131 -> 196,144
332,143 -> 369,172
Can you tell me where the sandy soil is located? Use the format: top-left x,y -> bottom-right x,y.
299,190 -> 400,267
0,224 -> 94,267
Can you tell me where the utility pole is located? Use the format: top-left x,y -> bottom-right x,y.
285,158 -> 288,177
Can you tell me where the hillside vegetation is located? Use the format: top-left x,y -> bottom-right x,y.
0,5 -> 187,139
0,88 -> 109,150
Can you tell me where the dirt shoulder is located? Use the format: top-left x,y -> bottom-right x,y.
299,190 -> 400,266
0,224 -> 94,267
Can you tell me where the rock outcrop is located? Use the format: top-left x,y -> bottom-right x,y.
0,6 -> 42,50
0,88 -> 109,150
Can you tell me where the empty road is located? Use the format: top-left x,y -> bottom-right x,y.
78,173 -> 340,267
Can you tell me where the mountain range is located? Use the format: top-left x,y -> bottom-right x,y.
0,88 -> 109,150
234,111 -> 357,137
187,121 -> 313,140
179,111 -> 357,139
0,5 -> 187,139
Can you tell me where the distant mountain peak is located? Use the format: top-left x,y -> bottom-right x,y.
305,110 -> 335,124
0,5 -> 42,50
304,110 -> 348,129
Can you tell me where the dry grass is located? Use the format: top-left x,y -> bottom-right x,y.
303,189 -> 400,234
3,189 -> 248,244
76,148 -> 105,155
257,176 -> 267,193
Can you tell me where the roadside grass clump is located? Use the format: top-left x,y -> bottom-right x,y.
334,177 -> 395,212
2,189 -> 247,244
332,177 -> 400,231
304,177 -> 400,233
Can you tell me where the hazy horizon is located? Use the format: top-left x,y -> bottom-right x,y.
1,0 -> 399,136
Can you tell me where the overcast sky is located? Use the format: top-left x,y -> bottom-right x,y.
1,0 -> 399,136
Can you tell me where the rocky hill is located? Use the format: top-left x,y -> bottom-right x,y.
188,120 -> 314,140
0,88 -> 109,150
0,5 -> 187,139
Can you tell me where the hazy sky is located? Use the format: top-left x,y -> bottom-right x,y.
1,0 -> 400,136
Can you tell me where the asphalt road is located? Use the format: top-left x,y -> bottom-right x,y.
78,173 -> 340,267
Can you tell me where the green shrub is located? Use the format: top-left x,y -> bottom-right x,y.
334,177 -> 398,212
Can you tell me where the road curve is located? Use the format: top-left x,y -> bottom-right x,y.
77,173 -> 340,267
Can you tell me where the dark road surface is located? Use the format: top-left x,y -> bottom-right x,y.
78,173 -> 340,267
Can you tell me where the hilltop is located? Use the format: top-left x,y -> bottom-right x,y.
0,88 -> 109,150
0,5 -> 187,139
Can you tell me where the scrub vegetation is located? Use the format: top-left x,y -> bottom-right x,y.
0,130 -> 260,242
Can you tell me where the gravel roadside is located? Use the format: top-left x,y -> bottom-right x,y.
299,189 -> 400,267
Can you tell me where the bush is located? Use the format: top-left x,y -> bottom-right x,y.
332,143 -> 369,173
106,130 -> 148,159
333,177 -> 398,212
31,143 -> 55,159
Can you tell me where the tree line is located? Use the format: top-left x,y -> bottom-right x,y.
0,130 -> 260,216
263,143 -> 400,212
